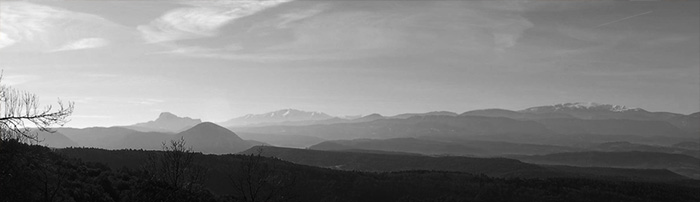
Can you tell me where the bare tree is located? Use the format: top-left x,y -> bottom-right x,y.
228,146 -> 297,202
145,137 -> 206,190
0,73 -> 74,142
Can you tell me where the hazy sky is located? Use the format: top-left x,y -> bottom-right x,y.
1,0 -> 698,128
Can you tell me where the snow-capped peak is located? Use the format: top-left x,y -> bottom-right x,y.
523,102 -> 644,113
222,109 -> 335,127
560,102 -> 628,111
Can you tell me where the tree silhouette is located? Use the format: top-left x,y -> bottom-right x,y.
228,146 -> 297,202
144,137 -> 206,191
0,73 -> 74,142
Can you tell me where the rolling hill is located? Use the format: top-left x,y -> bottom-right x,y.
35,130 -> 79,148
310,138 -> 487,156
513,151 -> 700,179
48,144 -> 698,201
591,141 -> 700,158
240,146 -> 687,181
310,137 -> 585,156
236,132 -> 325,148
460,108 -> 574,120
536,118 -> 691,137
175,122 -> 253,154
57,127 -> 140,149
240,146 -> 546,177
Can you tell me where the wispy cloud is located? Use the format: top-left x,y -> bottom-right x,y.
0,1 -> 126,52
138,0 -> 293,43
492,19 -> 534,51
595,11 -> 653,28
276,6 -> 325,29
127,98 -> 165,106
155,1 -> 534,61
51,38 -> 110,52
1,75 -> 42,86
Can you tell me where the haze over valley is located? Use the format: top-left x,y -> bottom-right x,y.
29,102 -> 698,180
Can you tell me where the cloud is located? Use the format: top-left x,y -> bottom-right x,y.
492,18 -> 534,51
276,7 -> 324,28
154,1 -> 534,61
138,0 -> 293,43
1,75 -> 42,86
127,98 -> 165,106
0,1 -> 126,52
51,38 -> 110,52
0,32 -> 17,49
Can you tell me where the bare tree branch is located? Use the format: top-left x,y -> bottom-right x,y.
0,72 -> 74,142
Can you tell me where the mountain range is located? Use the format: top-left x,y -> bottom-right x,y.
220,109 -> 333,127
37,102 -> 698,154
220,102 -> 699,133
466,102 -> 699,133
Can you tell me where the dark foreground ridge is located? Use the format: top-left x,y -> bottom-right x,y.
4,140 -> 700,202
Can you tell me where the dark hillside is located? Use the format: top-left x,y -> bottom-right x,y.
239,146 -> 687,181
241,146 -> 543,177
515,151 -> 700,179
55,144 -> 700,202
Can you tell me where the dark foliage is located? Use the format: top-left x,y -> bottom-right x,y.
4,140 -> 700,202
0,139 -> 216,202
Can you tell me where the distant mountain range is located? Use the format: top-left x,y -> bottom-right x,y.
234,115 -> 555,140
390,111 -> 458,119
39,102 -> 698,155
220,109 -> 333,127
230,103 -> 697,148
463,102 -> 695,120
218,102 -> 698,131
462,102 -> 699,134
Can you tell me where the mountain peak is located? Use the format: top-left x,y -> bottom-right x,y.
364,113 -> 384,118
350,113 -> 385,123
158,112 -> 179,120
177,122 -> 251,154
183,122 -> 228,134
126,112 -> 202,133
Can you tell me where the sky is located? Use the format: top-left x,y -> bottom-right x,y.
0,0 -> 698,128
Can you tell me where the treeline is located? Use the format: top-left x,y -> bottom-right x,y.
3,140 -> 700,202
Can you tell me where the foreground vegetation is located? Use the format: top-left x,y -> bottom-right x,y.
3,140 -> 700,202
